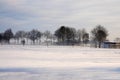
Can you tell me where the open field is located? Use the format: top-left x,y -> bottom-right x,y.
0,45 -> 120,80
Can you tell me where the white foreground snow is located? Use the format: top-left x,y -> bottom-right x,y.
0,45 -> 120,80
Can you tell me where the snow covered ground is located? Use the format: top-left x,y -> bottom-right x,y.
0,45 -> 120,80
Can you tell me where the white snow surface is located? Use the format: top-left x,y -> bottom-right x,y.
0,45 -> 120,68
0,45 -> 120,80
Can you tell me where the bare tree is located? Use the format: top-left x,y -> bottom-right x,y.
55,26 -> 76,45
15,31 -> 26,44
28,29 -> 41,44
55,26 -> 66,43
44,30 -> 52,46
0,33 -> 3,44
81,29 -> 86,42
4,29 -> 14,44
91,25 -> 108,48
76,29 -> 82,44
83,33 -> 89,44
77,29 -> 89,45
36,31 -> 42,44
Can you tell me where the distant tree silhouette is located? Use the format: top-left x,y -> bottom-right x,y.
15,31 -> 26,44
28,29 -> 41,44
44,30 -> 53,45
65,27 -> 76,44
4,29 -> 13,44
91,25 -> 108,48
83,33 -> 89,44
36,31 -> 41,44
44,31 -> 51,41
55,26 -> 76,45
55,26 -> 66,42
0,33 -> 3,43
25,32 -> 30,44
76,29 -> 82,44
81,29 -> 89,44
0,25 -> 111,47
21,39 -> 25,46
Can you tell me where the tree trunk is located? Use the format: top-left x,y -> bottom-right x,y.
33,40 -> 35,45
8,39 -> 10,44
99,42 -> 101,48
39,38 -> 41,45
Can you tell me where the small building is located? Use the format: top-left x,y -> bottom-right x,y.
103,42 -> 120,49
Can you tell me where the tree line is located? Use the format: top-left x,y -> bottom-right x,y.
0,25 -> 108,48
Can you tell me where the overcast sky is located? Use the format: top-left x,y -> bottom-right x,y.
0,0 -> 120,40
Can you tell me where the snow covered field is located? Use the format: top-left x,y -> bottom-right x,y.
0,45 -> 120,80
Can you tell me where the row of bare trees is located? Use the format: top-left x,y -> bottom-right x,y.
14,30 -> 55,45
55,25 -> 108,48
15,30 -> 42,44
0,25 -> 108,48
55,26 -> 89,45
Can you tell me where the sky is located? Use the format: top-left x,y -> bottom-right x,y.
0,0 -> 120,41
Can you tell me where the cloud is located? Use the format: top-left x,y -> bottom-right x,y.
0,0 -> 120,40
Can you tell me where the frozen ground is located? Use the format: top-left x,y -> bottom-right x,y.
0,45 -> 120,80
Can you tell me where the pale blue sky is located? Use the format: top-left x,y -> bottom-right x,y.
0,0 -> 120,40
